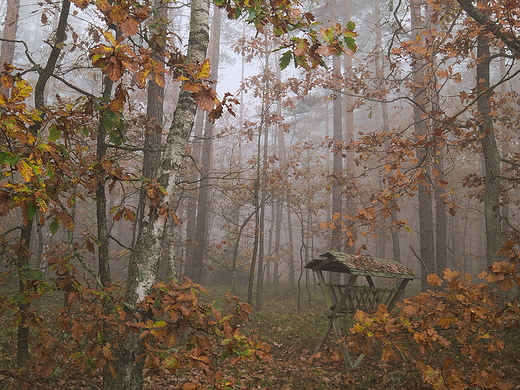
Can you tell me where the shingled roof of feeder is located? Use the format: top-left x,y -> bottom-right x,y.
304,250 -> 419,279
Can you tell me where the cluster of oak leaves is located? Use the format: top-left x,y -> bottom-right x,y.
347,238 -> 520,390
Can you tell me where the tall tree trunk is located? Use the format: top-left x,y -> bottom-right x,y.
96,77 -> 112,286
499,55 -> 510,235
330,0 -> 343,256
265,202 -> 275,285
15,0 -> 71,374
230,32 -> 246,292
256,66 -> 269,308
273,201 -> 282,286
375,0 -> 401,262
247,174 -> 260,304
410,0 -> 435,291
191,5 -> 221,284
476,29 -> 502,265
286,198 -> 295,287
273,58 -> 285,287
434,148 -> 448,274
16,220 -> 33,372
184,111 -> 204,276
108,0 -> 210,388
4,0 -> 25,375
343,0 -> 355,255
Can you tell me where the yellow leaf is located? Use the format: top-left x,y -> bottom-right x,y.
102,30 -> 117,46
196,59 -> 211,79
17,160 -> 34,182
10,80 -> 33,102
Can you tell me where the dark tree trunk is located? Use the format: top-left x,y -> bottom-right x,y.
476,30 -> 503,265
434,150 -> 448,274
330,0 -> 342,255
96,75 -> 114,287
410,0 -> 435,292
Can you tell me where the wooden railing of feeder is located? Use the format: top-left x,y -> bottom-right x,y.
305,250 -> 419,369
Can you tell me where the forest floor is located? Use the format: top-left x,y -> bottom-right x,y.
5,283 -> 517,389
187,285 -> 424,390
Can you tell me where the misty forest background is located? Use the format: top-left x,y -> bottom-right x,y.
2,0 -> 515,294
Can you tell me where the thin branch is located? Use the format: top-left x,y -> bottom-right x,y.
50,74 -> 96,98
502,215 -> 520,234
501,158 -> 520,168
0,225 -> 23,236
0,37 -> 37,67
109,234 -> 133,251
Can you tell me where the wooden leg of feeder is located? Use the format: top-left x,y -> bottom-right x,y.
330,314 -> 352,369
313,317 -> 333,355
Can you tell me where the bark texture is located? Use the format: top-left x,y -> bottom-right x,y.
410,0 -> 435,292
476,32 -> 503,265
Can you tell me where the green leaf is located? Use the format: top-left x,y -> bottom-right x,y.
27,202 -> 37,220
37,281 -> 48,294
0,151 -> 20,166
347,21 -> 356,31
273,26 -> 284,36
86,356 -> 97,369
47,162 -> 55,179
101,109 -> 120,131
344,37 -> 357,52
109,128 -> 126,146
49,217 -> 60,234
48,126 -> 62,142
26,267 -> 43,280
279,51 -> 292,70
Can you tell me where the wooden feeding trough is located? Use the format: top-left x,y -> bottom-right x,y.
305,250 -> 419,369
